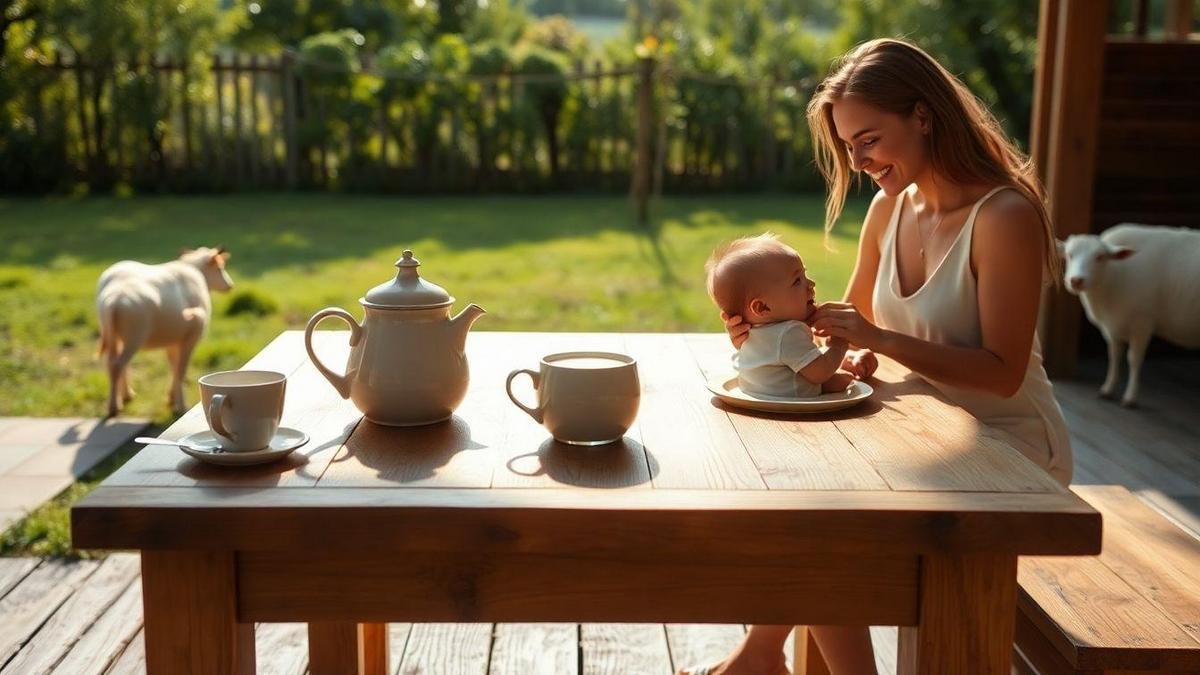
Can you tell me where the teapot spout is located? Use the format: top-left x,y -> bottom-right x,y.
449,303 -> 486,345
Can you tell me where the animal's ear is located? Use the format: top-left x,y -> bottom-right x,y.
1108,246 -> 1135,260
208,245 -> 230,264
179,247 -> 193,257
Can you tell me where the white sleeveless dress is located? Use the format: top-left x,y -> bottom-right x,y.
872,185 -> 1073,486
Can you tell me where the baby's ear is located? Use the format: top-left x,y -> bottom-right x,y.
748,298 -> 769,318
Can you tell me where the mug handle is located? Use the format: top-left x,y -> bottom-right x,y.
207,393 -> 235,442
505,369 -> 543,423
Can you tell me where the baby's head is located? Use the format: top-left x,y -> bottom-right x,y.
705,233 -> 817,325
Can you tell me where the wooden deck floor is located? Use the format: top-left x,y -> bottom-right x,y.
0,357 -> 1195,675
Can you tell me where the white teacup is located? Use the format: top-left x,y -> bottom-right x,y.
199,370 -> 287,452
506,351 -> 640,446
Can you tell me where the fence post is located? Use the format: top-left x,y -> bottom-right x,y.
763,78 -> 777,185
281,51 -> 299,190
213,54 -> 225,187
232,54 -> 246,186
181,64 -> 194,173
248,54 -> 261,187
631,55 -> 655,228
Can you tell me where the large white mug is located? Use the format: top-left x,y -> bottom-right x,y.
198,370 -> 286,452
506,352 -> 640,446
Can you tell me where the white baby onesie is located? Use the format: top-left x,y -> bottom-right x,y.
735,320 -> 824,398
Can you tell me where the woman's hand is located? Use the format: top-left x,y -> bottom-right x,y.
841,349 -> 879,379
810,302 -> 885,351
721,311 -> 751,349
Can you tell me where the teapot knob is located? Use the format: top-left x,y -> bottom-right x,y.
396,249 -> 420,269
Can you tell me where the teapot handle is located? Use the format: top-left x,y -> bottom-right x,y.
304,307 -> 362,399
505,369 -> 544,423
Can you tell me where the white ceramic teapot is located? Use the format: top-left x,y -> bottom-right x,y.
304,249 -> 485,426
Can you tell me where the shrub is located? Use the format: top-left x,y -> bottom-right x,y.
225,288 -> 279,317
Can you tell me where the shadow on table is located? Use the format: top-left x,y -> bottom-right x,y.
504,436 -> 657,488
325,415 -> 488,484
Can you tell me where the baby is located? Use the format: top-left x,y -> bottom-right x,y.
706,233 -> 855,398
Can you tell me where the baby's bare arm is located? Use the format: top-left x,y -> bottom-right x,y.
798,337 -> 849,385
821,371 -> 855,393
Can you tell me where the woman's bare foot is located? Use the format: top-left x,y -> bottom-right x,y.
678,624 -> 791,675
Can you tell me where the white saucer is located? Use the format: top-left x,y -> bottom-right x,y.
175,427 -> 309,466
706,372 -> 874,414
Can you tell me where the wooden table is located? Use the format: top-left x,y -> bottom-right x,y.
72,331 -> 1101,674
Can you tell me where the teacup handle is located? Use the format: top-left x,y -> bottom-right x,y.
505,369 -> 543,423
208,393 -> 235,442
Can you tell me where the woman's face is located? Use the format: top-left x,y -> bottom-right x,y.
830,94 -> 928,196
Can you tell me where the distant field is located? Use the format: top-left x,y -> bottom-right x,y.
568,14 -> 627,43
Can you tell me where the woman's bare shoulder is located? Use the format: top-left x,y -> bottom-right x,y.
975,188 -> 1042,243
860,188 -> 899,243
973,188 -> 1044,265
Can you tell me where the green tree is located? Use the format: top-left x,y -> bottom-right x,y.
232,0 -> 434,52
831,0 -> 1039,144
516,47 -> 569,182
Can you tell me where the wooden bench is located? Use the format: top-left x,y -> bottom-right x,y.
1015,485 -> 1200,675
793,485 -> 1200,675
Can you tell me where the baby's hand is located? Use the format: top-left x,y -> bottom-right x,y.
841,349 -> 879,379
721,311 -> 750,349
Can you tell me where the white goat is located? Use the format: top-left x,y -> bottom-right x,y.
96,247 -> 233,416
1060,224 -> 1200,406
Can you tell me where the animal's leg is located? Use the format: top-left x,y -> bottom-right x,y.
121,361 -> 135,404
106,352 -> 123,418
166,344 -> 185,414
107,336 -> 145,417
1099,331 -> 1124,400
1121,327 -> 1152,408
169,318 -> 205,415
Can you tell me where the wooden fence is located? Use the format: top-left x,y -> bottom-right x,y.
5,50 -> 823,196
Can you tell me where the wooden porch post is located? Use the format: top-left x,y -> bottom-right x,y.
1030,0 -> 1060,183
1038,0 -> 1108,378
1166,0 -> 1194,39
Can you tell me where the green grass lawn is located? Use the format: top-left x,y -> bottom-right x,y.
0,192 -> 866,556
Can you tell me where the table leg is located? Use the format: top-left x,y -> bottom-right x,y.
897,553 -> 1017,675
792,626 -> 831,675
141,550 -> 256,674
308,622 -> 389,675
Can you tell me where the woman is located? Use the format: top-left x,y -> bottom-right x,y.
682,38 -> 1072,675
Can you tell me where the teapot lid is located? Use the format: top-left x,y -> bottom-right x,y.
361,249 -> 453,309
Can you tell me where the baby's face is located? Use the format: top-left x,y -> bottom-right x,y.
752,250 -> 817,323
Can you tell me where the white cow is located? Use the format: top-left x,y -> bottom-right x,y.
96,247 -> 233,416
1060,224 -> 1200,407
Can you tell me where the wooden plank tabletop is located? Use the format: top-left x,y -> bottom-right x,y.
73,331 -> 1100,557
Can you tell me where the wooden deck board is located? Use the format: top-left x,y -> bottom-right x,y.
4,358 -> 1197,673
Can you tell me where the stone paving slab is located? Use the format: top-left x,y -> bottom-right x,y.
0,417 -> 148,533
0,445 -> 42,476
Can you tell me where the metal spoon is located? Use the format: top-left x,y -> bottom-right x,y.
135,436 -> 225,454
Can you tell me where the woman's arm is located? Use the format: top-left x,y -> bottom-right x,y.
814,191 -> 1045,397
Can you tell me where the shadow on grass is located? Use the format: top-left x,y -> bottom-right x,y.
0,193 -> 859,278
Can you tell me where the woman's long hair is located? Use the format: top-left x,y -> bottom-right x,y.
807,38 -> 1061,282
